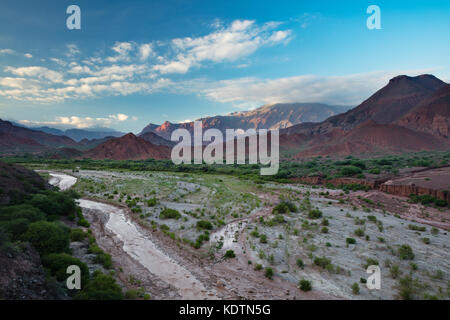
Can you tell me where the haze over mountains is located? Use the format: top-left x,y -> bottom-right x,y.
16,125 -> 125,142
0,74 -> 449,159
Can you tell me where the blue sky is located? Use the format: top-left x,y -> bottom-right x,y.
0,0 -> 449,133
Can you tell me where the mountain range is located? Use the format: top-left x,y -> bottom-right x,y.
139,103 -> 349,140
18,126 -> 125,142
0,74 -> 449,160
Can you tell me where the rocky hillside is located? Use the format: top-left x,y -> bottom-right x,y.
396,83 -> 450,138
280,75 -> 449,158
0,119 -> 78,154
282,75 -> 446,136
139,103 -> 348,140
83,133 -> 171,160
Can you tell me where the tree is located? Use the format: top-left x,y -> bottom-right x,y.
76,271 -> 123,300
42,253 -> 89,284
24,221 -> 69,255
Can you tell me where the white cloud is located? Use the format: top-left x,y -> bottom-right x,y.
66,44 -> 80,57
19,113 -> 135,129
107,42 -> 134,62
0,19 -> 294,103
139,43 -> 154,61
4,66 -> 64,83
0,49 -> 15,55
24,53 -> 33,58
185,69 -> 436,106
153,19 -> 293,74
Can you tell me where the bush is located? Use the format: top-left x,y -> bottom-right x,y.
265,267 -> 274,279
308,209 -> 322,219
321,227 -> 329,233
397,275 -> 415,300
254,263 -> 263,271
224,250 -> 235,259
70,228 -> 87,242
398,245 -> 414,260
42,253 -> 89,284
313,256 -> 332,269
341,166 -> 363,176
364,258 -> 379,269
0,218 -> 30,241
94,252 -> 113,269
76,271 -> 123,300
159,208 -> 181,220
272,203 -> 289,214
299,279 -> 312,292
346,237 -> 356,245
28,191 -> 78,219
0,204 -> 45,223
390,264 -> 401,279
354,228 -> 365,237
146,198 -> 158,207
24,221 -> 69,255
296,258 -> 305,269
196,220 -> 213,230
408,224 -> 426,232
351,282 -> 360,295
260,234 -> 268,243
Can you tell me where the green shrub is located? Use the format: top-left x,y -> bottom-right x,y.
398,245 -> 414,260
0,218 -> 30,241
390,264 -> 401,279
264,267 -> 274,279
341,166 -> 363,176
351,282 -> 360,295
313,256 -> 332,269
408,224 -> 426,232
70,228 -> 87,242
308,209 -> 322,219
260,234 -> 268,243
354,228 -> 365,237
42,253 -> 89,284
272,203 -> 289,214
147,198 -> 158,207
299,279 -> 312,292
25,221 -> 69,255
76,271 -> 123,300
296,258 -> 305,269
254,263 -> 263,271
94,252 -> 113,269
364,258 -> 379,269
346,237 -> 356,245
397,275 -> 415,300
159,208 -> 181,220
196,220 -> 213,230
224,250 -> 235,259
0,204 -> 45,223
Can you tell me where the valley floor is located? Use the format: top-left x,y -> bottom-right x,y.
47,169 -> 449,300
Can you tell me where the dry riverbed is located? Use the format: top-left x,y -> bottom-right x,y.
46,170 -> 449,300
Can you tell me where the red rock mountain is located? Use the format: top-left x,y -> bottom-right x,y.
139,103 -> 349,140
396,83 -> 450,138
0,119 -> 78,154
280,75 -> 449,158
139,131 -> 175,147
282,74 -> 446,136
83,133 -> 171,160
294,120 -> 447,158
